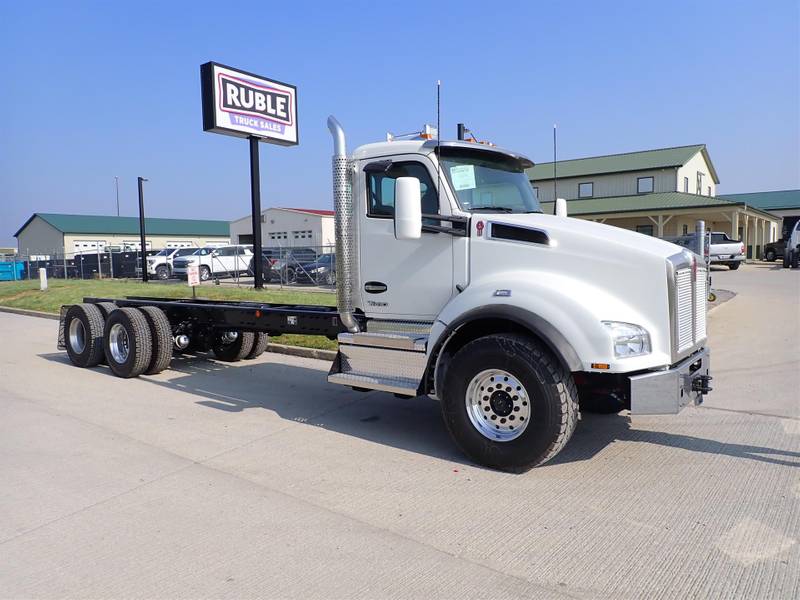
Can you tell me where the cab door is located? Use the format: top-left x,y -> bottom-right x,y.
358,156 -> 454,320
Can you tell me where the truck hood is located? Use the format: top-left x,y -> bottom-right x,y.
464,211 -> 689,367
485,212 -> 684,260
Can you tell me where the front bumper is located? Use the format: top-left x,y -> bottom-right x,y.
629,347 -> 711,415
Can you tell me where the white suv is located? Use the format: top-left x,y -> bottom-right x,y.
173,245 -> 253,281
147,247 -> 199,280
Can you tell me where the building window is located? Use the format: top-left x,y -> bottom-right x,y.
696,172 -> 704,194
578,182 -> 593,198
707,186 -> 711,196
683,177 -> 689,193
532,186 -> 539,200
636,225 -> 654,236
637,177 -> 654,194
682,224 -> 688,235
292,230 -> 312,240
268,231 -> 288,241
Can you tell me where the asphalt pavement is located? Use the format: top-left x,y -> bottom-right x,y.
0,263 -> 797,599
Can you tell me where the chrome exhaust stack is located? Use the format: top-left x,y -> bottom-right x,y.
328,116 -> 359,333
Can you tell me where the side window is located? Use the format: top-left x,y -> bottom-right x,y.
367,162 -> 439,218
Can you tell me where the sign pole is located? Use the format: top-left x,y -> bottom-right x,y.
249,136 -> 263,289
138,176 -> 149,282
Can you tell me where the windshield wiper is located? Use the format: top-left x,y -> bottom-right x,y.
469,206 -> 516,213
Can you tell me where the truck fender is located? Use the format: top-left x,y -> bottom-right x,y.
423,305 -> 583,396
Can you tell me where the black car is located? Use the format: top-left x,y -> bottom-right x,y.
763,239 -> 785,262
291,253 -> 336,286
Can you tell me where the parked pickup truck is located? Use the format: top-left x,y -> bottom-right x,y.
783,220 -> 800,269
146,247 -> 199,280
667,232 -> 744,270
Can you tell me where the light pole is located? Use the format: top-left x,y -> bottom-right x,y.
114,176 -> 120,216
138,177 -> 149,282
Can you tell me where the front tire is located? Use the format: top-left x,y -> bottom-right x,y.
155,265 -> 170,280
728,262 -> 740,270
792,250 -> 799,269
440,334 -> 578,472
199,266 -> 211,281
765,249 -> 776,262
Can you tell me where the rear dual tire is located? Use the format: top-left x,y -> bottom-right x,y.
211,331 -> 269,362
103,308 -> 153,378
64,304 -> 106,368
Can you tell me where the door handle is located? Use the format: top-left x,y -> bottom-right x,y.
364,281 -> 387,294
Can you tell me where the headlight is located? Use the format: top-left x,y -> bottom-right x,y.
602,321 -> 651,358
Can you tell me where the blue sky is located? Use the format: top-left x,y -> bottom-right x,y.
1,0 -> 798,246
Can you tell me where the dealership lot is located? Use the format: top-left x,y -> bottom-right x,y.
0,264 -> 797,599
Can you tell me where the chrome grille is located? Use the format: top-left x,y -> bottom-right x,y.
675,268 -> 694,352
695,267 -> 707,341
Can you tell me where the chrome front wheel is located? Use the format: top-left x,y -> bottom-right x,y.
465,369 -> 531,442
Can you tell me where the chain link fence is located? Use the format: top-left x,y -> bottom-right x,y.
0,244 -> 336,289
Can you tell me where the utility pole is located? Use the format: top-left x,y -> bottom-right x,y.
114,176 -> 120,216
138,177 -> 149,282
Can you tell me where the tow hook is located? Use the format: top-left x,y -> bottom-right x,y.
692,375 -> 713,395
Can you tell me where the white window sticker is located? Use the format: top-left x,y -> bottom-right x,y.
450,165 -> 476,191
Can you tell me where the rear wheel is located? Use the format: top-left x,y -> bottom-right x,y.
792,250 -> 799,269
440,334 -> 578,472
245,332 -> 269,359
783,249 -> 791,268
63,303 -> 105,368
728,262 -> 740,270
103,308 -> 153,378
211,330 -> 255,362
765,249 -> 776,262
139,306 -> 173,374
199,266 -> 211,281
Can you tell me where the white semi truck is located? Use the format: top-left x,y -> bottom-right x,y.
58,117 -> 712,471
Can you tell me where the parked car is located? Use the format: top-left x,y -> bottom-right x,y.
667,231 -> 745,270
763,239 -> 785,262
292,253 -> 336,285
265,247 -> 321,283
146,247 -> 199,280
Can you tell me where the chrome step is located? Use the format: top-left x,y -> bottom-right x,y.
328,329 -> 429,395
338,331 -> 427,352
327,372 -> 418,396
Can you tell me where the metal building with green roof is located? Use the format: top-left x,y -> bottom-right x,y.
528,144 -> 782,259
14,213 -> 231,256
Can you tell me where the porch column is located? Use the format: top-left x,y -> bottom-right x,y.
730,211 -> 739,239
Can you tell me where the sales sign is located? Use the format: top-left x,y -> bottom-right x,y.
201,62 -> 298,146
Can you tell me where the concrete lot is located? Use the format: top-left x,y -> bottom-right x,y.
0,264 -> 798,599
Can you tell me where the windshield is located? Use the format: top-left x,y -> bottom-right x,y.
439,147 -> 541,214
155,249 -> 171,256
192,247 -> 212,256
175,248 -> 196,257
